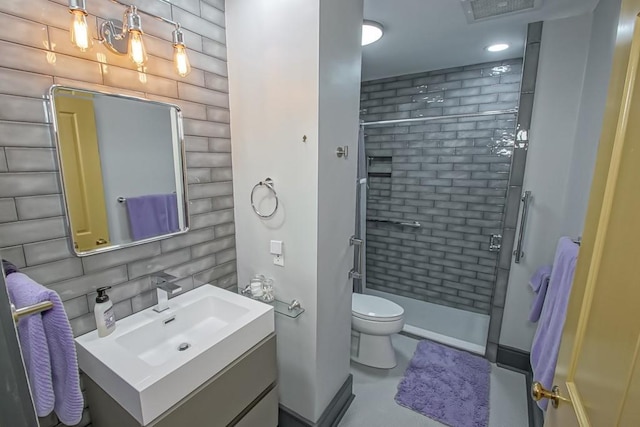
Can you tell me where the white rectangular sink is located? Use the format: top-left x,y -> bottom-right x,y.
76,284 -> 274,426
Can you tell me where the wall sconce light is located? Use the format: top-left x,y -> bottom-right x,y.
71,0 -> 191,77
172,25 -> 191,77
68,0 -> 92,51
123,6 -> 147,66
99,5 -> 148,66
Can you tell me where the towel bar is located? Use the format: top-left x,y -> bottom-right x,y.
367,218 -> 421,228
118,192 -> 177,203
11,301 -> 54,322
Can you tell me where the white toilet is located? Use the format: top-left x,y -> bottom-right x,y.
351,293 -> 405,369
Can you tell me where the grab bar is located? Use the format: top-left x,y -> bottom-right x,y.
367,218 -> 421,228
513,190 -> 532,263
349,235 -> 364,280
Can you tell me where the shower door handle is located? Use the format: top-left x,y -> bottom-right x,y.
513,191 -> 532,263
349,235 -> 364,280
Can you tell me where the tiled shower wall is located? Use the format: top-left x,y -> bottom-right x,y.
361,59 -> 522,314
0,0 -> 233,425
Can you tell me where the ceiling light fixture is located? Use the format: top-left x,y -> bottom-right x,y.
486,43 -> 510,52
362,20 -> 384,46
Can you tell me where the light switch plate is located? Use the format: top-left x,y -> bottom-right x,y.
270,240 -> 283,255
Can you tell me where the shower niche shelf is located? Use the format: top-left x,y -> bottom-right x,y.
367,156 -> 392,177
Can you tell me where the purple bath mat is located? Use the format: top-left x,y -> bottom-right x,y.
395,340 -> 490,427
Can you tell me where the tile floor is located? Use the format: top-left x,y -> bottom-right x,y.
339,334 -> 529,427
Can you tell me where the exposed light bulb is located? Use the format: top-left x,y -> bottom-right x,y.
128,30 -> 147,66
70,9 -> 91,51
172,26 -> 191,77
124,6 -> 147,67
173,44 -> 191,77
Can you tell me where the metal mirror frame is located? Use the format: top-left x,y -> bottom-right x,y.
47,85 -> 190,257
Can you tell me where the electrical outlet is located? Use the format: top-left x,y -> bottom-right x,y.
270,240 -> 284,266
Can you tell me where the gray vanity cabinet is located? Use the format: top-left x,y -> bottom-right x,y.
85,334 -> 278,427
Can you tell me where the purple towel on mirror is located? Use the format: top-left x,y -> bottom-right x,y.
529,265 -> 552,322
6,273 -> 83,425
530,237 -> 579,410
125,193 -> 180,240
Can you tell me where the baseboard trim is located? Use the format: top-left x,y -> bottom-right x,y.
495,345 -> 543,427
278,374 -> 354,427
496,344 -> 530,373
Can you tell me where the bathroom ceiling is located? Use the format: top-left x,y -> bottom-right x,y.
362,0 -> 600,80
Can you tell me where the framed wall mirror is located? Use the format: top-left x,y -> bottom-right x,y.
49,86 -> 189,256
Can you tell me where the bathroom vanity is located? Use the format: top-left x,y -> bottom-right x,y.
85,335 -> 277,427
76,285 -> 277,427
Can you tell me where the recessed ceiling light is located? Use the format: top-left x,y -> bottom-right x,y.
486,43 -> 510,52
362,20 -> 383,46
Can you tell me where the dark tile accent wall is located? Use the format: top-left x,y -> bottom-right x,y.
361,59 -> 522,314
0,0 -> 232,425
486,22 -> 543,362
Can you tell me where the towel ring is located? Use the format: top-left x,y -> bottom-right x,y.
251,178 -> 279,218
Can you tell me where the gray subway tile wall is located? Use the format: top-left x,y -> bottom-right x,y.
361,59 -> 522,314
0,1 -> 232,425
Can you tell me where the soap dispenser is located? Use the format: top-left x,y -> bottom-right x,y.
95,286 -> 116,337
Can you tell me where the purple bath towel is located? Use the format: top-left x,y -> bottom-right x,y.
126,193 -> 180,240
6,273 -> 83,425
529,265 -> 552,322
395,340 -> 490,427
531,237 -> 579,410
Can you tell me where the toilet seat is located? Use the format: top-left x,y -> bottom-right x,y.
352,293 -> 404,322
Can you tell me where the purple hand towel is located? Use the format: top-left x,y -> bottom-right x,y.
125,193 -> 180,240
2,258 -> 19,276
6,273 -> 83,425
530,237 -> 579,410
529,265 -> 552,322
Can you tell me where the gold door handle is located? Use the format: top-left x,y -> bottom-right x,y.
531,382 -> 570,408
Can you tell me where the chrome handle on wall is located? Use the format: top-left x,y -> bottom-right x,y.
349,235 -> 364,280
513,190 -> 532,263
367,218 -> 421,228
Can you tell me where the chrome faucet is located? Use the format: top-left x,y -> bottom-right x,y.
151,272 -> 182,313
240,284 -> 252,296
